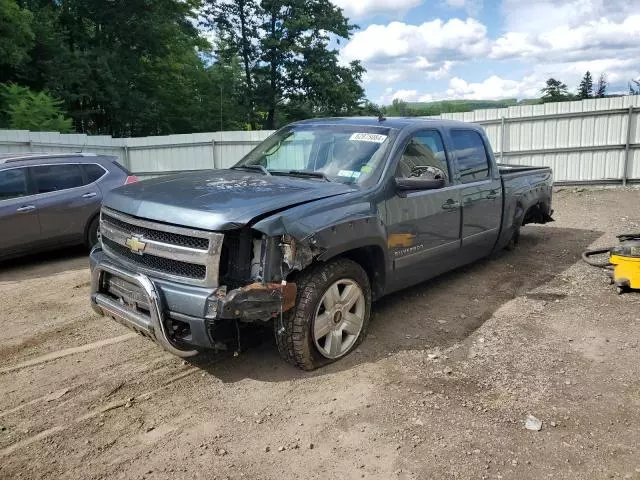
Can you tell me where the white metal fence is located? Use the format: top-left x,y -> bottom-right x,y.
434,95 -> 640,185
0,129 -> 273,179
2,95 -> 640,184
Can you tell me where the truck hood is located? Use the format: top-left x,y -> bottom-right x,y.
103,169 -> 356,231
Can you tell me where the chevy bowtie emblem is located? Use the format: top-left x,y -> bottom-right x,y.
125,235 -> 146,254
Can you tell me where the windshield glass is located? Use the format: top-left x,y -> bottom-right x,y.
234,124 -> 396,185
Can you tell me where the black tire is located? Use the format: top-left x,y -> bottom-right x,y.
86,216 -> 100,249
274,258 -> 371,371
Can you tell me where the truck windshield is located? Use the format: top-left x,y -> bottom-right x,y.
234,124 -> 395,185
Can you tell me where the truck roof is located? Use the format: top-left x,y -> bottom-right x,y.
293,116 -> 478,130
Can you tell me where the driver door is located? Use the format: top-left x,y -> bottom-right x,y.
385,129 -> 462,289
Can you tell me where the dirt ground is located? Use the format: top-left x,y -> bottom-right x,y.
1,188 -> 639,480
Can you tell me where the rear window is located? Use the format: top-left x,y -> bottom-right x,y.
32,164 -> 84,193
0,168 -> 28,201
450,129 -> 490,183
83,163 -> 107,182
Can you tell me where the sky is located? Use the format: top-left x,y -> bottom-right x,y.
331,0 -> 640,104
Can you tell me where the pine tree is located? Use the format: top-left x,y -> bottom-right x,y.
577,71 -> 594,99
595,73 -> 607,98
540,78 -> 570,103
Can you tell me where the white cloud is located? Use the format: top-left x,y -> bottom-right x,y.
340,18 -> 487,84
342,19 -> 488,63
445,75 -> 541,100
392,89 -> 419,101
332,0 -> 422,19
377,75 -> 541,104
348,0 -> 640,104
491,15 -> 640,62
500,0 -> 640,34
489,4 -> 640,93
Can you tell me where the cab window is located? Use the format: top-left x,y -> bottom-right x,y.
395,130 -> 449,182
450,129 -> 490,183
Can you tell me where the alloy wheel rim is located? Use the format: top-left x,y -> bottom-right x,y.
312,279 -> 365,359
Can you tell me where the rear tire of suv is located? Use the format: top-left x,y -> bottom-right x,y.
274,258 -> 371,370
86,216 -> 100,249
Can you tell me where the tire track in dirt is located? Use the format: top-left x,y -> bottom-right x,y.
0,367 -> 199,458
0,333 -> 137,374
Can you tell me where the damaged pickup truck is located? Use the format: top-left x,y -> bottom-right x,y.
90,117 -> 553,370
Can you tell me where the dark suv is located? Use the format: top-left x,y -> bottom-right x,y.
0,153 -> 137,260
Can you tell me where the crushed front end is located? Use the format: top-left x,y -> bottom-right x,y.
89,207 -> 304,357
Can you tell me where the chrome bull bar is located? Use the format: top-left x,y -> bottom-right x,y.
90,259 -> 198,358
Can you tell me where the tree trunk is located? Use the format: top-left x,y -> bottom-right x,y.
265,12 -> 277,130
238,0 -> 255,127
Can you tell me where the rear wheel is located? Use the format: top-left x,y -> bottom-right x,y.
275,258 -> 371,370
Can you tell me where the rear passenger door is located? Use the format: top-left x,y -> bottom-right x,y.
30,163 -> 103,244
0,167 -> 41,254
449,129 -> 502,260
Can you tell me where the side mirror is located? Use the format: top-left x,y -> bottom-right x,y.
394,177 -> 445,191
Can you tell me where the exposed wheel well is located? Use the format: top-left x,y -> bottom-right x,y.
522,202 -> 552,225
336,246 -> 386,300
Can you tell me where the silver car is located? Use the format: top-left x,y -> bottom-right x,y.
0,153 -> 137,260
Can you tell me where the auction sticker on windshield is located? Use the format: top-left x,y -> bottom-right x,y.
349,133 -> 387,143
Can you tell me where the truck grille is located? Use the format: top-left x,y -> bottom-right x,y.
102,238 -> 206,279
101,213 -> 209,250
99,207 -> 223,287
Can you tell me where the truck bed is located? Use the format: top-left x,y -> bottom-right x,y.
499,163 -> 554,231
497,163 -> 552,178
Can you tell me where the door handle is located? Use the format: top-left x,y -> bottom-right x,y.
82,192 -> 97,198
486,189 -> 500,199
441,200 -> 461,210
16,205 -> 36,213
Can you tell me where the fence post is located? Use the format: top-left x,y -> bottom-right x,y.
123,144 -> 130,170
500,116 -> 506,163
623,105 -> 634,186
211,138 -> 217,169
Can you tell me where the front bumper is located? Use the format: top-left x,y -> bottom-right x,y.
89,247 -> 296,355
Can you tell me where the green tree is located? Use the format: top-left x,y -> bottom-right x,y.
577,71 -> 594,99
0,0 -> 34,80
540,78 -> 571,103
386,99 -> 410,116
204,0 -> 365,129
595,73 -> 607,98
8,0 -> 244,136
204,0 -> 261,128
0,83 -> 73,132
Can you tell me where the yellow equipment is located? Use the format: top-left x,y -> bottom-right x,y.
582,233 -> 640,294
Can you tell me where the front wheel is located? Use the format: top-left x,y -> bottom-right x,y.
275,258 -> 371,370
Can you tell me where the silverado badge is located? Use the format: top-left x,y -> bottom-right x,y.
125,235 -> 147,254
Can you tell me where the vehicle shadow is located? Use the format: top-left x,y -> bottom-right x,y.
0,246 -> 89,282
190,225 -> 603,383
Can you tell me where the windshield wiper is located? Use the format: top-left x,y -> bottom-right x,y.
274,170 -> 332,182
231,165 -> 271,176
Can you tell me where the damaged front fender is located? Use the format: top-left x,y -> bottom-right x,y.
213,281 -> 297,321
